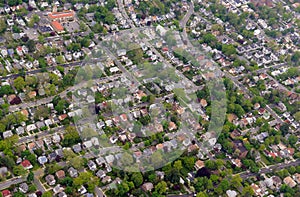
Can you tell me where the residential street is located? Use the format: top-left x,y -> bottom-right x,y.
238,159 -> 300,179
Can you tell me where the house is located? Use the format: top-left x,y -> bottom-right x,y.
253,103 -> 260,110
233,140 -> 248,158
251,183 -> 262,196
283,176 -> 297,188
105,155 -> 115,164
156,25 -> 167,36
36,121 -> 46,130
200,99 -> 208,107
78,185 -> 87,195
226,190 -> 237,197
36,140 -> 44,149
142,182 -> 154,192
168,121 -> 177,131
52,133 -> 61,143
272,176 -> 282,188
16,126 -> 25,135
45,174 -> 56,186
264,177 -> 273,188
21,160 -> 33,170
96,157 -> 106,166
19,182 -> 28,193
195,160 -> 204,170
96,170 -> 106,178
58,192 -> 67,197
83,140 -> 93,149
1,190 -> 12,197
38,156 -> 48,165
3,130 -> 13,139
87,160 -> 97,171
293,173 -> 300,184
53,184 -> 64,194
68,167 -> 78,178
102,176 -> 112,184
51,21 -> 64,33
26,124 -> 37,132
48,152 -> 57,162
0,167 -> 8,177
72,144 -> 82,153
48,9 -> 75,22
56,170 -> 65,179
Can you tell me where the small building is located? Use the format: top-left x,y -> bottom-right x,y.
68,167 -> 78,178
142,182 -> 153,192
21,160 -> 33,170
56,170 -> 65,179
45,174 -> 56,186
283,176 -> 297,188
51,21 -> 64,33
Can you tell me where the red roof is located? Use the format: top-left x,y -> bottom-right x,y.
48,10 -> 75,19
51,21 -> 64,32
2,190 -> 11,197
21,160 -> 32,168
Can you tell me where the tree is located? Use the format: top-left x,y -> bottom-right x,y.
131,172 -> 143,187
12,192 -> 25,197
291,51 -> 300,64
14,77 -> 26,92
55,99 -> 68,114
45,164 -> 62,175
155,181 -> 167,194
41,191 -> 52,197
13,165 -> 27,176
196,192 -> 208,197
182,157 -> 195,171
26,40 -> 36,52
116,181 -> 130,196
28,14 -> 40,27
60,177 -> 73,187
242,186 -> 254,196
202,33 -> 217,47
222,44 -> 237,56
0,155 -> 15,170
294,111 -> 300,122
56,55 -> 65,64
0,19 -> 7,34
166,168 -> 180,183
62,126 -> 81,147
288,135 -> 297,146
174,160 -> 183,171
73,172 -> 93,188
205,160 -> 216,170
280,123 -> 289,136
0,85 -> 14,96
27,171 -> 34,182
34,106 -> 50,121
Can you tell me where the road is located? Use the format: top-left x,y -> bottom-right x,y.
9,74 -> 121,112
238,159 -> 300,179
0,176 -> 26,190
95,187 -> 106,197
18,125 -> 66,144
117,0 -> 135,28
0,61 -> 82,81
34,169 -> 46,193
179,2 -> 194,28
256,62 -> 287,74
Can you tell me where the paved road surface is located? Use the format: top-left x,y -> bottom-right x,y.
0,176 -> 26,190
9,74 -> 121,112
117,0 -> 135,28
238,159 -> 300,179
0,61 -> 82,81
